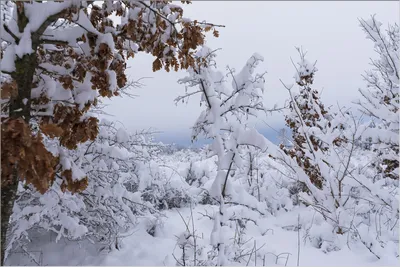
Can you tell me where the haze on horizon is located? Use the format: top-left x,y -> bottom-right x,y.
100,1 -> 399,146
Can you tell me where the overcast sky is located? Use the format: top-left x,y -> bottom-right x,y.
101,1 -> 399,146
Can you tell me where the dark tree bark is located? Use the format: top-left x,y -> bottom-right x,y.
1,169 -> 19,266
1,53 -> 37,265
1,4 -> 63,264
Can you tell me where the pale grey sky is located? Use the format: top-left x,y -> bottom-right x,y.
101,1 -> 399,145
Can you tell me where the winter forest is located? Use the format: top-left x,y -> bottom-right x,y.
0,0 -> 399,266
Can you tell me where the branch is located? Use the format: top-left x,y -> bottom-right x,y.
1,70 -> 14,75
174,90 -> 202,104
32,8 -> 71,46
197,21 -> 225,28
224,201 -> 265,216
3,24 -> 19,43
39,38 -> 69,45
194,68 -> 212,109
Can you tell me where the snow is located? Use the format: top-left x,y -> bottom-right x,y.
107,70 -> 118,93
7,205 -> 399,266
42,25 -> 87,47
24,1 -> 73,32
96,33 -> 115,54
73,73 -> 97,109
5,132 -> 400,266
116,127 -> 129,143
2,6 -> 398,267
294,56 -> 317,83
128,6 -> 142,21
14,23 -> 33,57
0,45 -> 16,72
71,164 -> 86,181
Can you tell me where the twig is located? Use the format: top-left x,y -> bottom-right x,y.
297,214 -> 300,266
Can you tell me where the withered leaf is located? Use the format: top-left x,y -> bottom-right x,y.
40,123 -> 64,138
152,58 -> 162,72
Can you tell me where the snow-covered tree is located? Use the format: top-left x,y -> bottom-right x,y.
357,15 -> 399,181
0,0 -> 220,263
177,46 -> 278,265
272,49 -> 399,258
7,120 -> 163,257
280,50 -> 332,190
277,49 -> 344,225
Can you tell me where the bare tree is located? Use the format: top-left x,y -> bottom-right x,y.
356,15 -> 399,181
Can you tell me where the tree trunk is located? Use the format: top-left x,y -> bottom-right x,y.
1,169 -> 19,266
1,53 -> 37,266
1,51 -> 37,265
1,3 -> 63,264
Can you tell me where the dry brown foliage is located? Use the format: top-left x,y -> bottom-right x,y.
1,118 -> 59,193
281,70 -> 346,189
1,0 -> 221,194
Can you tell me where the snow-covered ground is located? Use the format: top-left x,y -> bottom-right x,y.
6,147 -> 399,266
6,206 -> 399,266
98,206 -> 400,266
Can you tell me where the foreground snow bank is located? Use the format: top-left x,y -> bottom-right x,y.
6,205 -> 399,266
